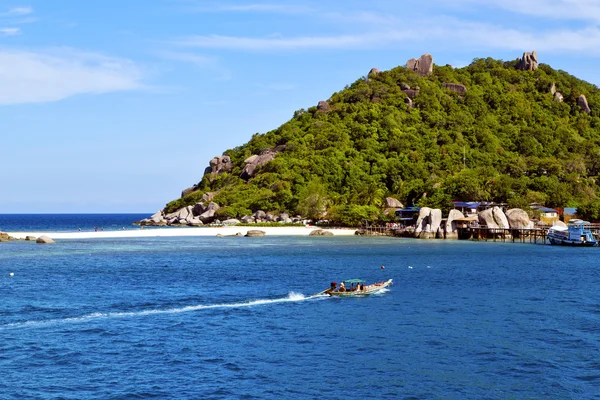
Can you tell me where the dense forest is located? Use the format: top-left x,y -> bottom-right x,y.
165,56 -> 600,224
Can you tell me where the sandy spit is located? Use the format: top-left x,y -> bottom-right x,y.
7,226 -> 357,240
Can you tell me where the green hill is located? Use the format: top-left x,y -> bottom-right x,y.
165,55 -> 600,224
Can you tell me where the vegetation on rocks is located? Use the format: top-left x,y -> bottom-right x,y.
166,56 -> 600,223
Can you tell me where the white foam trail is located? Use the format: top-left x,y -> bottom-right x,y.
1,292 -> 311,330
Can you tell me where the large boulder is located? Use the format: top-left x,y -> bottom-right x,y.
478,209 -> 498,228
222,218 -> 240,226
368,68 -> 380,76
516,50 -> 538,71
446,209 -> 465,233
317,100 -> 330,112
430,209 -> 442,235
443,83 -> 467,95
254,210 -> 266,221
506,208 -> 530,229
150,210 -> 164,224
406,54 -> 434,76
240,146 -> 286,180
384,197 -> 403,208
36,235 -> 55,244
478,207 -> 509,229
445,209 -> 466,239
199,209 -> 216,224
578,94 -> 591,113
309,229 -> 334,236
181,185 -> 198,198
554,92 -> 564,103
245,230 -> 266,237
205,155 -> 233,176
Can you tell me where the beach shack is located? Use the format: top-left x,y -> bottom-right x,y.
395,207 -> 420,226
452,201 -> 479,217
535,206 -> 559,225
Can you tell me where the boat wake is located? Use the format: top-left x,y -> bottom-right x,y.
1,292 -> 314,330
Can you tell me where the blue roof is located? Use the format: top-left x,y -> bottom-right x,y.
453,201 -> 479,208
537,207 -> 557,213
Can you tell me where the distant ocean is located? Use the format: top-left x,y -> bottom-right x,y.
1,215 -> 599,399
0,213 -> 150,232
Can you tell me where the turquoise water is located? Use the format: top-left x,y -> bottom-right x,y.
1,216 -> 599,399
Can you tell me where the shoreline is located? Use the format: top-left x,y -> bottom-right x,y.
6,226 -> 357,240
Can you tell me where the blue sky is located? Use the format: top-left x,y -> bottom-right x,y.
2,0 -> 600,213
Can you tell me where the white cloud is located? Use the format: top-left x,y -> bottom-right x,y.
175,31 -> 416,50
8,6 -> 33,16
0,48 -> 145,105
0,27 -> 20,36
453,0 -> 600,22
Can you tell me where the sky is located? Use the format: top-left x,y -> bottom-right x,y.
2,0 -> 600,213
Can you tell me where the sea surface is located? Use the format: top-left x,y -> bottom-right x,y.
1,215 -> 599,399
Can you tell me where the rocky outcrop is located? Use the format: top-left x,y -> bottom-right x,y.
554,92 -> 564,103
368,68 -> 380,76
181,185 -> 199,198
478,206 -> 509,229
578,94 -> 591,113
309,229 -> 334,236
245,230 -> 266,237
443,83 -> 467,95
240,145 -> 285,180
550,83 -> 556,95
516,50 -> 538,71
317,101 -> 330,112
445,209 -> 465,239
406,54 -> 433,76
204,155 -> 233,177
506,208 -> 530,229
36,235 -> 55,244
404,97 -> 413,109
414,207 -> 442,239
0,232 -> 15,242
25,235 -> 37,241
384,197 -> 403,208
402,89 -> 420,98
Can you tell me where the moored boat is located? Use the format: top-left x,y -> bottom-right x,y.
321,278 -> 393,297
547,220 -> 598,246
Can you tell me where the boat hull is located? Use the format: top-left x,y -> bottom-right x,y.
548,237 -> 597,246
326,279 -> 392,297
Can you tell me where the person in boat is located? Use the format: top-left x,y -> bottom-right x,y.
339,282 -> 346,292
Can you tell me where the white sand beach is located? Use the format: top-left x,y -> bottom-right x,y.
7,226 -> 357,240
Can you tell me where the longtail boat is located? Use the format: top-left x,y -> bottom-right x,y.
318,279 -> 393,297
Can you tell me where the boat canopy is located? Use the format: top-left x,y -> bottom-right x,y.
569,219 -> 591,225
342,279 -> 365,283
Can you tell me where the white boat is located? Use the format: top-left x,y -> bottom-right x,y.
547,220 -> 597,246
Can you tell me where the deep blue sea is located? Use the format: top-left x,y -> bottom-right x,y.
1,215 -> 599,399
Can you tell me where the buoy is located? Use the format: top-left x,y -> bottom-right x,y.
381,265 -> 385,269
9,272 -> 14,277
408,266 -> 413,269
426,265 -> 431,269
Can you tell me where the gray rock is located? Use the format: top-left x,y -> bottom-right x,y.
199,209 -> 216,224
506,208 -> 530,229
265,213 -> 275,222
309,229 -> 334,236
550,83 -> 556,95
206,155 -> 233,176
368,68 -> 380,76
443,83 -> 467,95
554,92 -> 564,103
25,235 -> 37,241
578,94 -> 591,113
241,215 -> 255,224
36,235 -> 55,244
384,197 -> 403,208
516,50 -> 538,71
478,209 -> 498,228
245,230 -> 266,237
492,206 -> 510,229
429,209 -> 442,233
404,97 -> 413,109
222,218 -> 241,226
317,100 -> 330,112
201,192 -> 216,202
150,210 -> 164,223
205,202 -> 220,212
181,185 -> 198,198
400,83 -> 410,90
254,210 -> 266,220
188,218 -> 203,226
406,53 -> 434,76
192,202 -> 206,216
445,209 -> 465,233
415,207 -> 433,238
240,147 -> 285,180
402,89 -> 420,98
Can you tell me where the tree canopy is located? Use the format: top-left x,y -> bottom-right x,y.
165,56 -> 600,222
